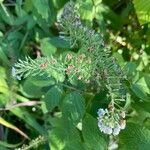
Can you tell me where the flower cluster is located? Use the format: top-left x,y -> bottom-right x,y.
97,108 -> 126,135
59,1 -> 127,102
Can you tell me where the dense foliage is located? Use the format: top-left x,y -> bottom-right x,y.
0,0 -> 150,150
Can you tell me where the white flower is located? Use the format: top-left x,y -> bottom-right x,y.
97,108 -> 126,136
113,125 -> 121,136
97,108 -> 106,117
104,126 -> 113,135
98,120 -> 112,134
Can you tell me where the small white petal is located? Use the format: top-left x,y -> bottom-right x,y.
101,125 -> 107,133
105,127 -> 112,135
98,121 -> 103,129
12,67 -> 16,77
104,109 -> 109,114
97,108 -> 105,117
16,75 -> 21,80
113,125 -> 121,136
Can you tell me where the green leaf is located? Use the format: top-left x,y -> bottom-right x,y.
79,0 -> 95,21
48,117 -> 84,150
30,76 -> 55,87
134,101 -> 150,114
82,114 -> 107,150
0,46 -> 9,66
135,76 -> 150,94
0,4 -> 14,25
93,0 -> 102,6
131,84 -> 149,101
15,0 -> 27,18
63,140 -> 85,150
133,0 -> 150,25
26,15 -> 36,30
22,78 -> 44,98
0,0 -> 4,4
62,92 -> 85,123
42,86 -> 63,113
49,37 -> 70,49
40,38 -> 57,56
11,108 -> 45,135
32,0 -> 49,20
119,123 -> 150,150
24,0 -> 34,12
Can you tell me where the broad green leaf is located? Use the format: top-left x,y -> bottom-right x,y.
40,38 -> 57,56
113,52 -> 125,67
31,0 -> 55,29
0,67 -> 7,88
0,0 -> 3,4
133,0 -> 150,25
0,67 -> 8,94
134,101 -> 150,114
49,37 -> 70,49
0,47 -> 9,65
131,84 -> 149,101
79,0 -> 95,21
135,76 -> 150,94
129,104 -> 150,125
14,15 -> 30,26
62,92 -> 85,124
119,123 -> 150,150
42,86 -> 63,113
63,140 -> 85,150
93,0 -> 102,6
125,62 -> 137,76
29,76 -> 55,87
82,114 -> 107,150
15,0 -> 27,17
24,0 -> 34,12
26,15 -> 36,30
32,0 -> 49,20
0,4 -> 14,25
22,78 -> 45,98
0,78 -> 8,94
11,108 -> 45,135
48,117 -> 84,150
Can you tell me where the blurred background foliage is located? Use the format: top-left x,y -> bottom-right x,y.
0,0 -> 150,149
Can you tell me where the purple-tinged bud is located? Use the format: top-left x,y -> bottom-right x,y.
120,120 -> 126,129
120,111 -> 126,118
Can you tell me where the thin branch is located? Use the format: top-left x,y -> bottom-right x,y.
0,101 -> 42,111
